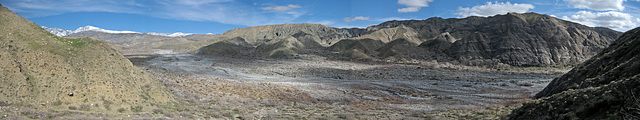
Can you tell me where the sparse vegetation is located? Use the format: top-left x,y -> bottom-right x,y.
152,108 -> 164,114
79,104 -> 91,111
117,108 -> 126,113
68,106 -> 77,110
130,106 -> 143,112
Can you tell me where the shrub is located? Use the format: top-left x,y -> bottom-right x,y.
153,108 -> 164,114
117,107 -> 127,113
131,106 -> 143,112
79,104 -> 91,111
68,106 -> 78,110
164,112 -> 174,118
0,101 -> 11,106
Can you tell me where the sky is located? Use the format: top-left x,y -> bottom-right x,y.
1,0 -> 639,34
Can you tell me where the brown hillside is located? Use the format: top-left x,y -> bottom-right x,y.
0,5 -> 173,113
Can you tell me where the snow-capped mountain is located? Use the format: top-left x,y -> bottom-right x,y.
42,25 -> 194,37
73,25 -> 138,34
147,32 -> 194,37
42,26 -> 74,36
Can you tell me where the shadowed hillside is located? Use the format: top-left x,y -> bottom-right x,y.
509,27 -> 640,119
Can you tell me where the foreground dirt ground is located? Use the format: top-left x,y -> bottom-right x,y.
129,53 -> 562,119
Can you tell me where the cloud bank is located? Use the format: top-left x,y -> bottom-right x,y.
456,2 -> 535,17
564,0 -> 625,11
397,0 -> 433,13
260,4 -> 301,12
562,11 -> 637,31
344,16 -> 370,22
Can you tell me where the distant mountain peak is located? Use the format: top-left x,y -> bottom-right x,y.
41,26 -> 73,36
74,25 -> 139,34
147,32 -> 194,37
42,26 -> 195,37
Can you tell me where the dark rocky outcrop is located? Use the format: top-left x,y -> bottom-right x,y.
508,27 -> 640,119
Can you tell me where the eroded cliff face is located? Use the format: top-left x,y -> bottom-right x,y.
0,5 -> 173,112
370,12 -> 620,66
198,12 -> 621,67
509,27 -> 640,119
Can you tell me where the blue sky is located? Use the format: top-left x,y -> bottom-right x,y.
1,0 -> 639,34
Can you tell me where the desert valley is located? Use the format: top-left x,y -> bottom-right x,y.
1,1 -> 640,119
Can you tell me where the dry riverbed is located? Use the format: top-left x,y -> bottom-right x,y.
123,53 -> 563,119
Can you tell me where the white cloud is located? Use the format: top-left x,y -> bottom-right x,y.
397,0 -> 433,13
344,16 -> 370,22
398,7 -> 421,13
260,4 -> 302,12
175,0 -> 233,6
456,2 -> 535,17
2,0 -> 307,26
375,17 -> 415,21
564,0 -> 624,11
562,11 -> 637,31
306,20 -> 335,26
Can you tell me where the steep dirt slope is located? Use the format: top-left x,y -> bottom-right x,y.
509,27 -> 640,119
0,5 -> 173,113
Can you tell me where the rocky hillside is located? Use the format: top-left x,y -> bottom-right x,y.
197,23 -> 367,57
0,5 -> 173,113
368,12 -> 620,66
198,12 -> 620,67
509,27 -> 640,119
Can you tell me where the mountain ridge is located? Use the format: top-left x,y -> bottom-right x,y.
43,25 -> 196,37
44,26 -> 218,55
198,12 -> 622,67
